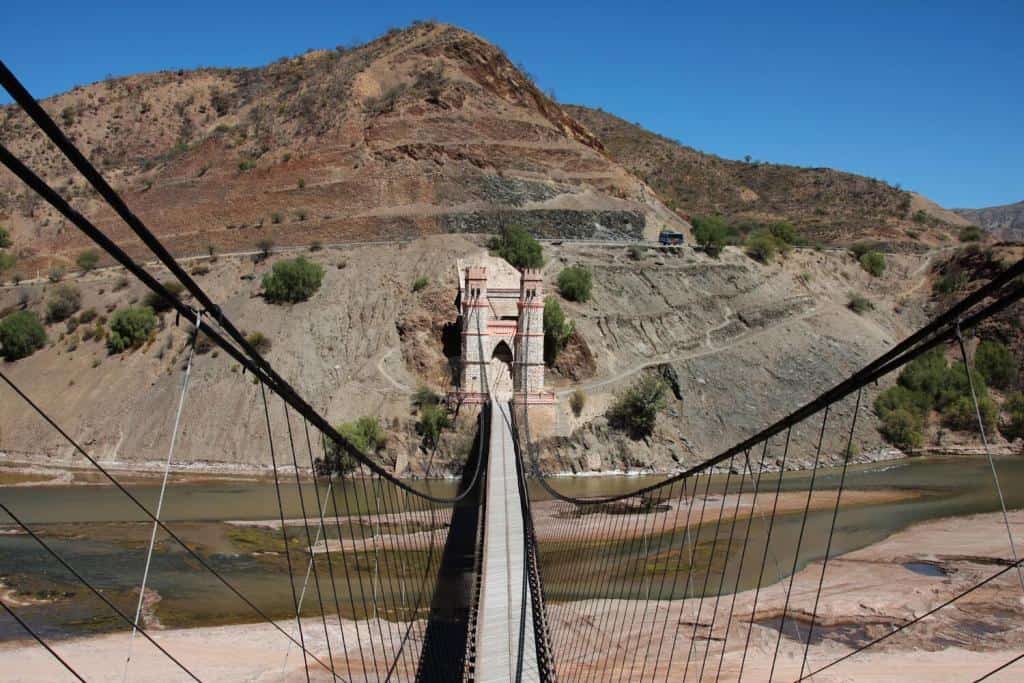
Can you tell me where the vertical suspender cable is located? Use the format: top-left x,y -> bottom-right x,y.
956,325 -> 1024,594
122,312 -> 202,683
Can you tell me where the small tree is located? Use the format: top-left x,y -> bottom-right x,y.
859,251 -> 886,277
879,408 -> 923,450
412,385 -> 442,408
0,310 -> 46,361
1004,393 -> 1024,441
0,227 -> 10,249
418,403 -> 451,449
488,226 -> 543,269
944,395 -> 998,433
107,306 -> 157,353
76,249 -> 100,272
557,266 -> 592,302
745,230 -> 780,263
338,416 -> 387,455
46,284 -> 81,322
691,215 -> 729,257
975,340 -> 1018,390
569,388 -> 586,416
262,257 -> 325,303
769,221 -> 799,246
959,226 -> 983,242
607,375 -> 667,438
543,296 -> 573,365
847,293 -> 874,314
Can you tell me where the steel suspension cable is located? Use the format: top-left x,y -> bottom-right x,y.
799,389 -> 862,679
0,368 -> 341,678
0,504 -> 202,682
122,312 -> 202,683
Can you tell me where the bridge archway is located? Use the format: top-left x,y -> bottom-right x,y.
488,340 -> 514,398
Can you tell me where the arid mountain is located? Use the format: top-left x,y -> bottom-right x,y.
954,200 -> 1024,241
0,22 -> 683,274
565,105 -> 963,248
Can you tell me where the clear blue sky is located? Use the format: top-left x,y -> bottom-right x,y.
3,1 -> 1021,208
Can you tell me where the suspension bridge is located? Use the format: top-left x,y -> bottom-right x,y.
1,59 -> 1024,681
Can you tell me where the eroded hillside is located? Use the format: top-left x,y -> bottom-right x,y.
0,235 -> 962,475
0,22 -> 683,275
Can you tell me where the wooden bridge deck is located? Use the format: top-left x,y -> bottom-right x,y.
474,400 -> 540,682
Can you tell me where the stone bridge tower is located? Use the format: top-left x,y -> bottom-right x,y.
455,255 -> 553,406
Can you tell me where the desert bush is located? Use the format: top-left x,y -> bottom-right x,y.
543,297 -> 573,365
1004,393 -> 1024,441
488,226 -> 543,269
107,306 -> 156,353
418,403 -> 451,449
557,266 -> 592,302
0,251 -> 15,272
975,340 -> 1018,390
412,385 -> 442,408
338,416 -> 386,455
46,284 -> 81,322
847,293 -> 874,314
859,251 -> 886,277
0,310 -> 46,361
262,257 -> 325,303
569,388 -> 586,416
257,238 -> 274,260
412,275 -> 429,292
850,241 -> 884,259
912,210 -> 928,224
309,240 -> 323,252
879,408 -> 924,450
271,212 -> 283,224
143,281 -> 185,313
628,245 -> 646,260
691,215 -> 729,257
607,375 -> 667,438
76,249 -> 100,272
238,159 -> 255,172
959,226 -> 983,242
745,230 -> 781,262
944,395 -> 998,433
297,178 -> 306,189
769,221 -> 800,246
48,266 -> 65,283
0,227 -> 10,249
245,331 -> 272,354
78,308 -> 97,324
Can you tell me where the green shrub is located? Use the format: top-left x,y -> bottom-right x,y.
76,249 -> 100,272
78,308 -> 98,324
245,331 -> 272,354
944,395 -> 998,433
488,226 -> 543,269
847,293 -> 874,314
0,251 -> 15,272
418,403 -> 451,449
412,385 -> 442,408
238,159 -> 255,172
769,221 -> 799,245
628,245 -> 646,260
912,210 -> 928,224
879,408 -> 923,451
859,251 -> 886,277
569,388 -> 586,416
692,215 -> 729,257
412,275 -> 429,292
46,284 -> 81,322
271,212 -> 283,224
257,238 -> 274,260
143,281 -> 185,313
262,257 -> 325,303
874,385 -> 931,418
107,306 -> 157,353
1004,393 -> 1024,441
607,375 -> 667,438
959,226 -> 983,242
543,297 -> 573,365
745,229 -> 782,263
338,416 -> 386,455
975,340 -> 1018,390
557,266 -> 592,302
933,272 -> 967,295
850,241 -> 883,259
0,227 -> 10,249
0,310 -> 46,361
48,266 -> 65,283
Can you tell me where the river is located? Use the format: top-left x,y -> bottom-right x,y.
1,456 -> 1022,641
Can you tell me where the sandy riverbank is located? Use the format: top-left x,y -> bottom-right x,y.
2,509 -> 1022,680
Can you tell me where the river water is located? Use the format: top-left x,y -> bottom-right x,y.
1,456 -> 1022,641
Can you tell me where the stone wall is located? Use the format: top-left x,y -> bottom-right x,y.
439,209 -> 645,240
